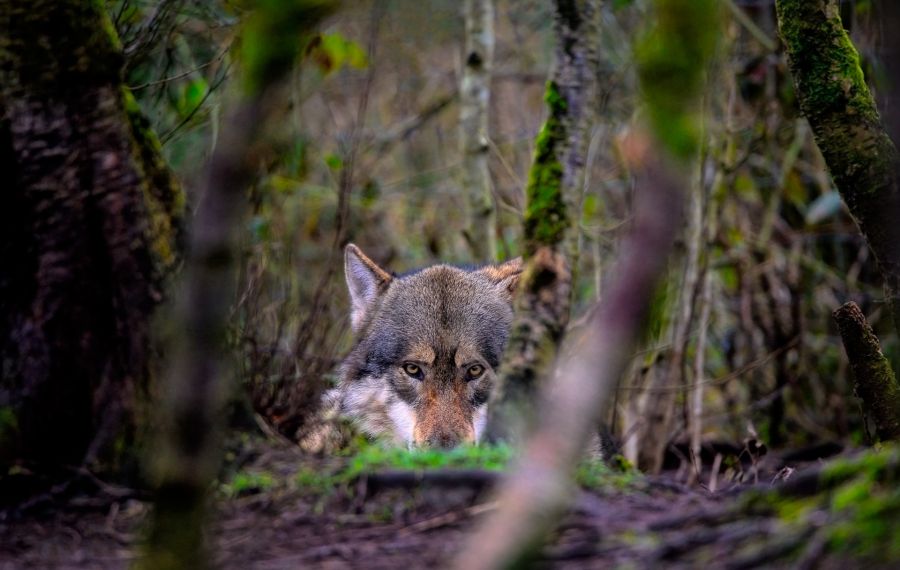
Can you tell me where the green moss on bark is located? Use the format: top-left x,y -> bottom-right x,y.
731,448 -> 900,564
821,449 -> 900,561
776,0 -> 895,197
122,88 -> 185,275
523,81 -> 569,254
0,0 -> 124,94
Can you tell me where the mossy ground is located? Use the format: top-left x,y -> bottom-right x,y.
224,438 -> 640,501
3,436 -> 897,568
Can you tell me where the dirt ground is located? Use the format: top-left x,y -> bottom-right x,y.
0,440 -> 888,569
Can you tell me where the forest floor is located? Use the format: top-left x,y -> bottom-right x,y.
1,435 -> 894,569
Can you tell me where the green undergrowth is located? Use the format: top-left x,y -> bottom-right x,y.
575,456 -> 641,491
215,427 -> 647,515
220,470 -> 277,498
291,443 -> 515,496
740,446 -> 900,563
342,442 -> 514,477
823,447 -> 900,560
293,442 -> 641,495
220,439 -> 642,501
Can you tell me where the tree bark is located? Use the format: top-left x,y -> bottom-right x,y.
0,0 -> 182,470
460,0 -> 496,262
832,302 -> 900,442
485,0 -> 600,442
776,0 -> 900,338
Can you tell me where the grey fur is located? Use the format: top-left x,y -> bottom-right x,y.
335,244 -> 521,447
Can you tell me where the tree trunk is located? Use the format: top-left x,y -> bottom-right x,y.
0,0 -> 182,470
485,0 -> 600,442
460,0 -> 496,262
833,302 -> 900,442
775,0 -> 900,338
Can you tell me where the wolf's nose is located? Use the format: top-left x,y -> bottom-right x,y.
427,433 -> 459,449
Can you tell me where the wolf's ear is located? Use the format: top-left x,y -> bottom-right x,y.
345,244 -> 392,332
479,257 -> 523,299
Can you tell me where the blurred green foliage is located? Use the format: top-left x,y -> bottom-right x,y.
239,0 -> 338,95
220,469 -> 277,497
344,443 -> 513,476
307,32 -> 368,74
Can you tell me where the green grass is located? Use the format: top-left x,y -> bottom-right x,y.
341,442 -> 514,479
575,456 -> 641,491
291,441 -> 641,496
220,470 -> 276,497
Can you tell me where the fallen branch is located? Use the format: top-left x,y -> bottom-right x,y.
832,302 -> 900,441
647,446 -> 900,567
397,502 -> 497,536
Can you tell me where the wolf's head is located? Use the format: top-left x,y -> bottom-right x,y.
338,244 -> 521,448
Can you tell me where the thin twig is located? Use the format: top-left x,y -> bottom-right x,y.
726,0 -> 778,52
129,45 -> 230,91
397,502 -> 497,536
160,62 -> 231,144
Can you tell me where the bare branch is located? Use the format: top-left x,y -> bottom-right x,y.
832,302 -> 900,442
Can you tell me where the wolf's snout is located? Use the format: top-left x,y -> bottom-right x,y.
413,416 -> 476,449
426,431 -> 461,449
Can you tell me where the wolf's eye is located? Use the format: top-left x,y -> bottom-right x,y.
402,363 -> 422,377
466,364 -> 485,380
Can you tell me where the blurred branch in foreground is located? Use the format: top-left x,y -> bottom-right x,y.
456,0 -> 719,566
139,1 -> 338,568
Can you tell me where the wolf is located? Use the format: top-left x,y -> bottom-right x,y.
325,243 -> 522,449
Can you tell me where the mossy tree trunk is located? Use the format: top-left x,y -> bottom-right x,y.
0,0 -> 182,471
485,0 -> 600,442
776,0 -> 900,339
